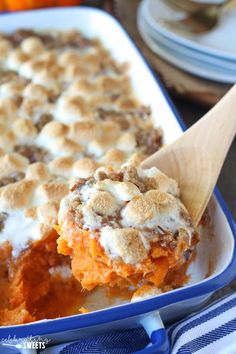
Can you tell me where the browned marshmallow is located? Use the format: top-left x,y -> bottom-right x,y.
36,181 -> 68,203
0,179 -> 36,211
25,162 -> 51,181
0,153 -> 28,179
73,158 -> 99,179
100,228 -> 148,264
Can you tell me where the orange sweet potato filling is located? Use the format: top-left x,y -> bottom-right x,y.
0,230 -> 86,326
57,221 -> 189,292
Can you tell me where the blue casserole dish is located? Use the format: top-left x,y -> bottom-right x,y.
0,7 -> 235,354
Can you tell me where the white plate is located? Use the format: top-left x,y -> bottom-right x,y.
138,12 -> 236,83
140,9 -> 236,72
142,0 -> 236,61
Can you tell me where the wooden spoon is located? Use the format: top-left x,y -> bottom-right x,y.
141,84 -> 236,227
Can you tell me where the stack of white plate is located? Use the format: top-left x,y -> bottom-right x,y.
138,0 -> 236,83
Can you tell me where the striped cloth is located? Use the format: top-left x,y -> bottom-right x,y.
168,293 -> 236,354
40,293 -> 236,354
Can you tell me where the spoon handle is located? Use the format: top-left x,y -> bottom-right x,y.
142,85 -> 236,226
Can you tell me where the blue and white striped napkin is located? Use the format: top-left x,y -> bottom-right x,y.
168,292 -> 236,354
40,293 -> 236,354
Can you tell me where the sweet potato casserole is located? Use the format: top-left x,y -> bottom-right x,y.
0,29 -> 197,325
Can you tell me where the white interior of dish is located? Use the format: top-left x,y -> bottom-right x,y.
0,8 -> 234,308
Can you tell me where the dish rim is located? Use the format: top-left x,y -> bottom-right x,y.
0,6 -> 235,338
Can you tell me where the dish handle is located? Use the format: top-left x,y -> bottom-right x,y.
135,311 -> 170,354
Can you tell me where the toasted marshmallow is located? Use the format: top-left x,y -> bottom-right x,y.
52,137 -> 83,158
138,167 -> 179,197
40,121 -> 69,139
12,118 -> 37,143
95,179 -> 141,204
0,131 -> 16,153
101,149 -> 127,168
0,97 -> 19,118
58,50 -> 81,66
56,95 -> 88,123
117,97 -> 139,111
25,162 -> 51,181
0,179 -> 37,212
100,227 -> 147,264
19,60 -> 43,79
6,49 -> 30,70
82,53 -> 101,71
20,97 -> 49,119
117,132 -> 136,153
67,79 -> 98,97
49,156 -> 74,178
121,189 -> 190,234
73,158 -> 99,179
21,36 -> 45,56
33,69 -> 61,94
97,76 -> 130,95
0,153 -> 28,179
35,181 -> 68,204
23,83 -> 49,101
63,63 -> 90,81
37,201 -> 59,225
69,120 -> 100,145
0,81 -> 25,98
87,190 -> 119,216
0,39 -> 12,62
88,122 -> 120,157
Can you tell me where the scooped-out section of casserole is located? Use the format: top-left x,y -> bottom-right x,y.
0,28 -> 197,325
